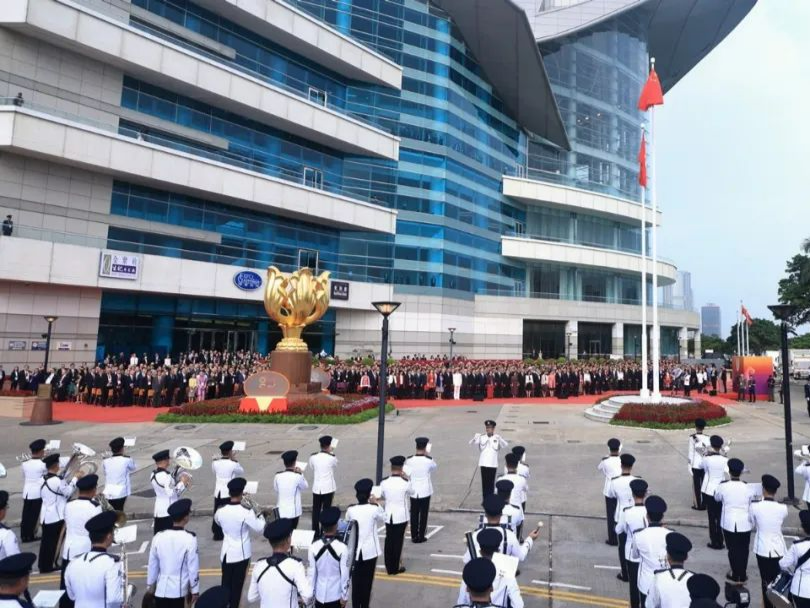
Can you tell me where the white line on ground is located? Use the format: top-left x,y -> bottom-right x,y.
425,525 -> 444,539
532,579 -> 592,591
431,569 -> 463,576
430,554 -> 464,560
594,565 -> 621,570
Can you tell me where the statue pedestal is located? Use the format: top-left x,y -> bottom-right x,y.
270,350 -> 321,395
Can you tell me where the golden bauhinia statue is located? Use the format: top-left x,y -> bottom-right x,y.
263,266 -> 330,352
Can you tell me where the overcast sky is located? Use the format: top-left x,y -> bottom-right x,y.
656,1 -> 808,336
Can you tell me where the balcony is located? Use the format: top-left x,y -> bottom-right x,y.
0,0 -> 400,160
0,102 -> 397,234
501,235 -> 677,286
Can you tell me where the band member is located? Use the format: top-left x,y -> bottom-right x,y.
214,478 -> 264,608
0,552 -> 36,608
379,456 -> 412,575
211,441 -> 244,541
60,475 -> 102,608
714,458 -> 757,583
404,437 -> 436,543
751,474 -> 787,608
495,480 -> 524,535
796,454 -> 810,509
307,507 -> 351,608
633,496 -> 672,607
498,454 -> 528,539
309,436 -> 338,536
701,435 -> 728,550
464,495 -> 538,563
102,437 -> 137,512
645,532 -> 694,608
345,479 -> 385,608
151,450 -> 186,535
456,558 -> 498,608
457,529 -> 523,608
508,446 -> 530,512
147,499 -> 200,608
0,492 -> 20,560
688,419 -> 710,510
598,438 -> 622,546
248,519 -> 312,607
686,574 -> 722,605
39,453 -> 80,574
20,439 -> 47,543
617,479 -> 648,608
274,451 -> 307,530
608,453 -> 638,582
63,512 -> 123,608
469,420 -> 507,499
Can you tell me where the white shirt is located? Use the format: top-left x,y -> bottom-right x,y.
0,525 -> 20,560
470,433 -> 508,468
497,472 -> 528,507
687,433 -> 710,470
700,453 -> 728,495
345,503 -> 385,560
21,458 -> 47,499
609,474 -> 639,528
62,498 -> 102,560
41,474 -> 77,524
308,452 -> 338,495
634,525 -> 672,595
598,456 -> 622,497
618,504 -> 648,563
103,455 -> 137,500
404,454 -> 437,498
464,524 -> 534,563
211,458 -> 244,499
379,475 -> 412,525
151,469 -> 185,518
751,498 -> 788,558
645,566 -> 693,608
274,470 -> 308,518
780,538 -> 810,598
214,503 -> 265,563
147,528 -> 200,598
457,564 -> 524,608
503,462 -> 530,482
307,537 -> 351,604
248,555 -> 312,608
64,549 -> 124,608
714,479 -> 757,532
796,463 -> 810,502
502,503 -> 524,533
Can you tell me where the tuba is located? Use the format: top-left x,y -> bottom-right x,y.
61,443 -> 98,479
171,446 -> 202,491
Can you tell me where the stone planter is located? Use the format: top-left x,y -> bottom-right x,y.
0,396 -> 36,418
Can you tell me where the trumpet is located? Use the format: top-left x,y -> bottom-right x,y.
61,443 -> 98,479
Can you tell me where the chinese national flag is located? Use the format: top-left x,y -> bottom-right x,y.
638,67 -> 664,111
741,305 -> 753,326
637,134 -> 647,187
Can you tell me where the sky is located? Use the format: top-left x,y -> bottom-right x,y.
656,1 -> 809,337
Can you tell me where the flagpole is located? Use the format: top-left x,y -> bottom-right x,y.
640,125 -> 649,400
650,58 -> 661,403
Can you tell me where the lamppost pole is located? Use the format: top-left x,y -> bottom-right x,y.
769,304 -> 798,503
448,327 -> 456,360
566,332 -> 571,361
373,302 -> 401,484
43,316 -> 57,372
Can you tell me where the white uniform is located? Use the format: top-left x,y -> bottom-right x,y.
700,453 -> 729,495
598,455 -> 622,497
274,470 -> 308,519
404,455 -> 437,498
714,480 -> 757,532
618,505 -> 648,563
470,434 -> 508,468
497,472 -> 528,508
750,498 -> 788,558
21,458 -> 47,499
502,462 -> 530,481
62,498 -> 102,561
502,503 -> 524,533
609,474 -> 639,530
464,524 -> 533,563
687,433 -> 710,471
64,549 -> 124,608
345,503 -> 385,560
147,528 -> 200,599
150,469 -> 185,518
102,455 -> 137,501
213,503 -> 264,563
796,463 -> 810,502
248,555 -> 312,608
41,474 -> 77,524
307,537 -> 351,605
308,452 -> 338,495
457,565 -> 524,608
379,475 -> 411,524
0,524 -> 20,560
645,566 -> 693,608
211,458 -> 244,499
633,525 -> 672,595
780,538 -> 810,599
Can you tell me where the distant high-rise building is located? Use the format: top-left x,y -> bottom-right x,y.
701,304 -> 722,338
671,271 -> 695,311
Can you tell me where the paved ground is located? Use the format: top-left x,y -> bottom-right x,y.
5,381 -> 810,607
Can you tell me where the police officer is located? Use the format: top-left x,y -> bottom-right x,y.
0,553 -> 36,608
345,479 -> 384,608
274,451 -> 308,530
598,438 -> 622,546
464,495 -> 537,563
211,441 -> 244,541
495,479 -> 524,536
454,558 -> 499,608
39,453 -> 80,574
701,436 -> 728,550
507,446 -> 530,512
214,478 -> 264,608
609,453 -> 639,582
645,532 -> 694,608
617,479 -> 648,608
309,436 -> 338,536
633,496 -> 672,607
498,454 -> 528,537
247,519 -> 312,608
688,419 -> 710,510
60,475 -> 102,607
404,437 -> 436,543
796,454 -> 810,510
379,455 -> 412,574
780,510 -> 810,607
469,421 -> 507,499
102,437 -> 136,513
64,511 -> 123,608
150,450 -> 186,535
20,439 -> 47,543
714,457 -> 757,583
147,499 -> 200,608
751,474 -> 787,608
0,492 -> 20,560
456,529 -> 523,608
307,507 -> 350,608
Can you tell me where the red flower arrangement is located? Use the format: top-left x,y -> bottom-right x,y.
167,395 -> 379,418
613,400 -> 727,425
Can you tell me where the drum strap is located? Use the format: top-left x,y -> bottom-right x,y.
315,540 -> 339,562
796,546 -> 810,571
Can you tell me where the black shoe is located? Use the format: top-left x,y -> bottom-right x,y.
616,574 -> 629,582
397,567 -> 406,574
605,540 -> 618,546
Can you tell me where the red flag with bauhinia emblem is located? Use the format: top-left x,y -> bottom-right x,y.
741,305 -> 753,327
638,133 -> 647,187
638,67 -> 664,111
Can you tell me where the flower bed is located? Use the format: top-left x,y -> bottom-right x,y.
610,400 -> 730,429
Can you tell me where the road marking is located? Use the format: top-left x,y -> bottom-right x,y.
594,564 -> 621,570
430,553 -> 464,559
425,524 -> 443,539
532,579 -> 592,591
431,568 -> 462,576
131,541 -> 149,555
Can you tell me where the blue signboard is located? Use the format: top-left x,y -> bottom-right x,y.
233,270 -> 263,291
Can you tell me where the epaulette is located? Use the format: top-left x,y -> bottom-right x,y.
425,455 -> 433,459
311,452 -> 318,456
653,568 -> 668,574
720,480 -> 728,484
631,527 -> 646,534
610,475 -> 621,480
184,529 -> 196,537
623,505 -> 634,511
382,476 -> 390,480
241,504 -> 252,510
601,456 -> 608,461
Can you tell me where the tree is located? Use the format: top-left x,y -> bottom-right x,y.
791,333 -> 810,349
725,318 -> 781,355
700,334 -> 730,355
778,252 -> 810,326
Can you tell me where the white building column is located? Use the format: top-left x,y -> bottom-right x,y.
612,322 -> 624,358
565,320 -> 578,360
693,332 -> 702,359
679,327 -> 689,361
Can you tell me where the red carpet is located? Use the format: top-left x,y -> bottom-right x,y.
53,403 -> 169,423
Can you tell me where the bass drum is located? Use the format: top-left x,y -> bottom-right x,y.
766,571 -> 793,608
337,519 -> 358,572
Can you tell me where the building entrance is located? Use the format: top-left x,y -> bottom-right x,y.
523,320 -> 566,359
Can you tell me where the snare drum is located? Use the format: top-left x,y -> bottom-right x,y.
766,571 -> 794,608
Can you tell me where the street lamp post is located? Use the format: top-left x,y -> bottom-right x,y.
565,332 -> 572,361
768,303 -> 799,503
372,301 -> 401,483
42,316 -> 58,372
448,327 -> 456,360
22,315 -> 61,426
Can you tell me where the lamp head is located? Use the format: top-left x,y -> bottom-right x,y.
768,304 -> 798,322
372,302 -> 401,318
43,316 -> 58,324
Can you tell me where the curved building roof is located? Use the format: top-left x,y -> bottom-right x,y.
517,0 -> 757,91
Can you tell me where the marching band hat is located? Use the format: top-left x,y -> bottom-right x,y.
762,474 -> 780,492
109,437 -> 125,451
281,450 -> 298,465
484,420 -> 496,427
511,446 -> 526,458
800,510 -> 810,532
415,437 -> 429,448
505,453 -> 519,467
645,495 -> 667,516
620,454 -> 636,467
482,494 -> 504,517
264,518 -> 294,543
690,600 -> 721,608
227,477 -> 247,496
687,573 -> 721,599
319,436 -> 333,447
666,532 -> 692,560
709,435 -> 723,449
607,438 -> 621,451
29,439 -> 46,452
76,474 -> 98,491
85,511 -> 117,535
495,479 -> 514,494
629,479 -> 648,497
0,491 -> 8,510
476,528 -> 503,552
320,506 -> 341,527
152,449 -> 170,462
168,498 -> 192,520
219,441 -> 234,453
462,558 -> 497,593
0,553 -> 36,581
727,458 -> 744,476
43,453 -> 60,468
695,418 -> 706,429
390,455 -> 406,467
354,478 -> 374,494
195,586 -> 230,608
